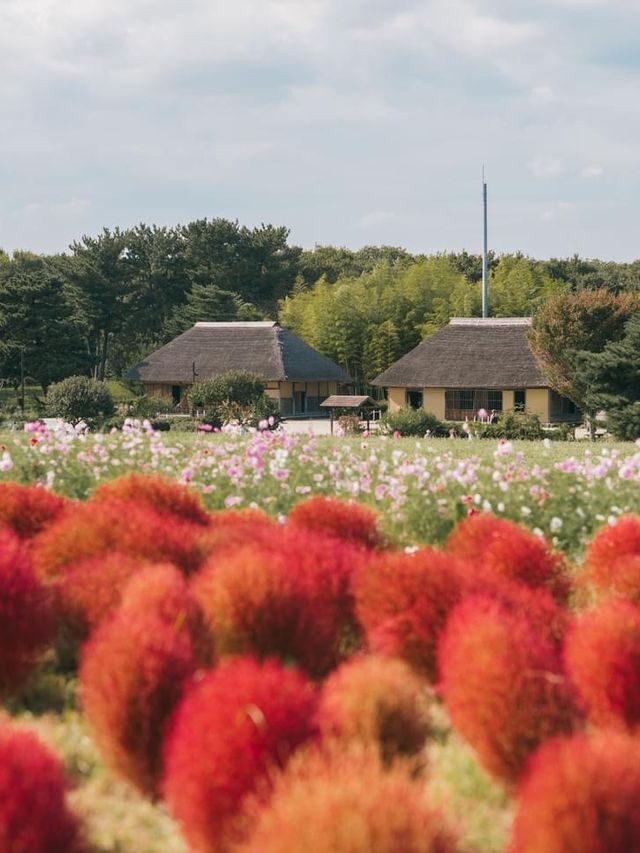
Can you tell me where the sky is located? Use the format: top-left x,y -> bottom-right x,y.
1,0 -> 639,260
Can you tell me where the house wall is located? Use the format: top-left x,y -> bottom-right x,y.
387,387 -> 406,412
143,383 -> 174,400
503,390 -> 515,411
423,388 -> 445,420
526,388 -> 550,422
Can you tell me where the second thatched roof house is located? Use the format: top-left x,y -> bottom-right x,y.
371,317 -> 580,424
128,321 -> 352,415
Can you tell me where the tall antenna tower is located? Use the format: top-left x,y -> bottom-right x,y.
482,167 -> 489,318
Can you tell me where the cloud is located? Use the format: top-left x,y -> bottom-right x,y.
528,158 -> 566,178
581,165 -> 604,178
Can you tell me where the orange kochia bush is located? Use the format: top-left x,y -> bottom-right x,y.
564,599 -> 640,728
91,472 -> 211,526
286,496 -> 386,550
581,515 -> 640,603
0,720 -> 86,852
510,731 -> 640,852
438,595 -> 577,784
162,656 -> 318,852
0,528 -> 53,696
191,528 -> 362,678
0,482 -> 70,539
80,610 -> 197,797
238,746 -> 457,853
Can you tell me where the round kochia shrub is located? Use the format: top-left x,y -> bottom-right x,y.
92,473 -> 211,526
238,746 -> 456,853
191,528 -> 360,678
0,529 -> 53,696
510,731 -> 640,852
353,547 -> 467,681
80,610 -> 196,797
286,496 -> 386,550
317,655 -> 432,764
564,600 -> 640,728
438,595 -> 577,784
196,508 -> 277,562
0,482 -> 69,539
0,720 -> 85,852
162,656 -> 318,852
582,515 -> 640,602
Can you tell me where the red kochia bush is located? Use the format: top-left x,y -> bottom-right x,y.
438,595 -> 576,784
0,482 -> 69,539
564,600 -> 640,728
353,547 -> 467,681
92,473 -> 211,526
317,655 -> 432,764
196,508 -> 278,562
238,747 -> 456,853
446,513 -> 568,600
582,515 -> 640,603
510,731 -> 640,852
287,496 -> 386,550
191,528 -> 361,678
32,499 -> 203,578
0,721 -> 85,852
0,529 -> 53,695
80,611 -> 196,796
162,656 -> 318,852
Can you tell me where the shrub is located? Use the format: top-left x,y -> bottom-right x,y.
0,721 -> 86,852
45,376 -> 115,425
608,401 -> 640,441
32,499 -> 203,579
238,746 -> 456,853
379,407 -> 445,437
564,600 -> 640,728
445,513 -> 569,601
162,656 -> 318,852
0,482 -> 69,539
195,508 -> 277,562
476,410 -> 544,440
317,655 -> 431,764
80,610 -> 196,797
188,370 -> 267,424
438,595 -> 577,784
128,394 -> 175,418
353,547 -> 467,681
0,529 -> 53,696
510,731 -> 640,852
336,414 -> 362,435
91,473 -> 211,526
191,528 -> 361,678
582,515 -> 640,602
286,496 -> 386,550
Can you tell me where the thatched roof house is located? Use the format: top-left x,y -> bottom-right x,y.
128,322 -> 352,415
372,318 -> 579,424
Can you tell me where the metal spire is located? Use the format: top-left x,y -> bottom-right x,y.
482,167 -> 489,318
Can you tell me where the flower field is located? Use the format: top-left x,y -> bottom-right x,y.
2,422 -> 640,851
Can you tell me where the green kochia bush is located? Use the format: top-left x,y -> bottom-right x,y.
45,376 -> 115,425
379,407 -> 446,437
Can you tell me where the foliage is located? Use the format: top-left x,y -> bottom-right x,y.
164,283 -> 263,339
379,407 -> 446,437
45,376 -> 115,424
91,472 -> 210,526
0,481 -> 69,539
582,515 -> 640,603
188,370 -> 266,419
286,495 -> 385,549
127,394 -> 175,418
476,411 -> 545,440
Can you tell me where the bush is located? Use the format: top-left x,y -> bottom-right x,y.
0,482 -> 70,539
0,721 -> 86,852
582,515 -> 640,602
438,595 -> 577,783
510,731 -> 640,852
162,656 -> 318,851
379,407 -> 445,437
564,600 -> 640,728
608,401 -> 640,441
475,410 -> 544,440
91,473 -> 211,526
239,746 -> 456,853
286,496 -> 386,550
188,370 -> 266,415
317,655 -> 431,765
0,529 -> 53,696
45,376 -> 115,425
128,394 -> 175,418
336,414 -> 362,435
80,610 -> 197,796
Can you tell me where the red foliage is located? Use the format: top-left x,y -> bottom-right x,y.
287,496 -> 386,550
446,513 -> 568,600
510,731 -> 640,852
0,482 -> 69,539
0,720 -> 85,852
353,547 -> 467,681
32,499 -> 203,579
191,528 -> 361,678
238,746 -> 456,853
317,655 -> 431,764
195,508 -> 278,562
564,600 -> 640,728
92,473 -> 211,526
121,564 -> 214,665
582,516 -> 640,603
162,656 -> 318,852
0,529 -> 53,695
80,610 -> 197,796
438,595 -> 577,783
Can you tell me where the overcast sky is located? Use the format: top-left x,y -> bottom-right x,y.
1,0 -> 639,260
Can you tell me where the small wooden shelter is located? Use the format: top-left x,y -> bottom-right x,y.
320,395 -> 379,434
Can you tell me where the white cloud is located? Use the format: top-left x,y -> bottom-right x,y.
581,165 -> 604,178
527,158 -> 566,178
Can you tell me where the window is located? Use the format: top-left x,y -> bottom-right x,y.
171,385 -> 181,405
550,390 -> 580,420
445,389 -> 503,421
514,389 -> 526,411
406,389 -> 423,410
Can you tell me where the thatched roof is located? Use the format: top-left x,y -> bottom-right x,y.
128,322 -> 353,385
371,318 -> 547,389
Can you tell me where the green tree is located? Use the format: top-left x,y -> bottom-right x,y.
164,284 -> 263,339
45,376 -> 115,424
490,255 -> 564,317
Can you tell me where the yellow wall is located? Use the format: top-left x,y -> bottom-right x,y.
526,388 -> 550,421
503,390 -> 515,411
423,388 -> 445,420
387,387 -> 406,412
